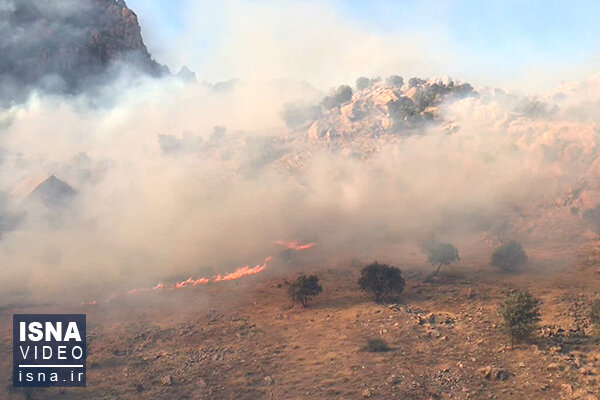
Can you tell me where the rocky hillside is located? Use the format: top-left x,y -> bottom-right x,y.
0,0 -> 165,101
283,77 -> 475,139
3,245 -> 600,399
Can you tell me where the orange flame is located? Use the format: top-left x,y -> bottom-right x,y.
97,256 -> 273,303
213,256 -> 272,282
275,240 -> 316,251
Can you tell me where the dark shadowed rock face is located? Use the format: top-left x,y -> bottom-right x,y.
27,175 -> 77,209
0,0 -> 166,101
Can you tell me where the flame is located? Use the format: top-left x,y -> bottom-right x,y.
86,240 -> 317,305
213,256 -> 272,282
275,240 -> 316,251
95,256 -> 273,303
174,278 -> 195,289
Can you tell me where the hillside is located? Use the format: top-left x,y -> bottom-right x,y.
3,2 -> 600,399
0,0 -> 165,102
2,240 -> 600,399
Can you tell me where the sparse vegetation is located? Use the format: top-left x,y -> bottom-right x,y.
421,239 -> 460,282
491,241 -> 528,271
361,338 -> 391,352
498,290 -> 541,347
321,85 -> 353,109
288,275 -> 323,307
386,75 -> 404,87
356,76 -> 370,91
358,261 -> 405,303
408,77 -> 426,88
403,357 -> 434,399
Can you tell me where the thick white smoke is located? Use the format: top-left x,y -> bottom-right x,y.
2,1 -> 600,306
1,71 -> 598,306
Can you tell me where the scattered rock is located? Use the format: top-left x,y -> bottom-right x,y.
478,366 -> 493,380
161,375 -> 174,386
264,376 -> 274,385
362,388 -> 373,398
530,345 -> 539,353
494,369 -> 511,381
561,383 -> 573,395
549,346 -> 562,354
429,329 -> 441,338
478,366 -> 512,381
386,375 -> 401,386
547,363 -> 561,371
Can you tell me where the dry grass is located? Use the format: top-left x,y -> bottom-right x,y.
1,243 -> 600,399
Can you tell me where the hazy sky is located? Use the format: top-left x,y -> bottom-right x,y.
128,0 -> 600,92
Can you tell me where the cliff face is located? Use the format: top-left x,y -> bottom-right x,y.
0,0 -> 165,99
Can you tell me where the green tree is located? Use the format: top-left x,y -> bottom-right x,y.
386,75 -> 404,87
421,239 -> 460,282
321,85 -> 353,109
498,290 -> 541,347
491,241 -> 528,271
356,76 -> 370,91
288,275 -> 323,307
408,77 -> 426,88
358,262 -> 405,303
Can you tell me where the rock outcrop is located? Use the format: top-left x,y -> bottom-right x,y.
0,0 -> 166,102
26,175 -> 77,209
287,77 -> 475,140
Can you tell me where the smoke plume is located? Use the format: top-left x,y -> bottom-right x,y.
1,0 -> 599,306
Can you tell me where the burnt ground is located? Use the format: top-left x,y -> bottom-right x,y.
2,243 -> 600,399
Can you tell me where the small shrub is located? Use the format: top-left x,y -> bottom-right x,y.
356,76 -> 370,91
361,338 -> 391,352
386,75 -> 404,87
321,85 -> 353,109
491,241 -> 528,271
288,275 -> 322,307
498,290 -> 541,347
408,77 -> 426,88
421,239 -> 459,281
358,261 -> 405,303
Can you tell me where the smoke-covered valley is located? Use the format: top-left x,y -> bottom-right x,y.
2,0 -> 600,308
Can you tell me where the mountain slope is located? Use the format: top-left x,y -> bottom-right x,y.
0,0 -> 166,101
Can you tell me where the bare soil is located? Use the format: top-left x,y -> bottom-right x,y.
2,244 -> 600,399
